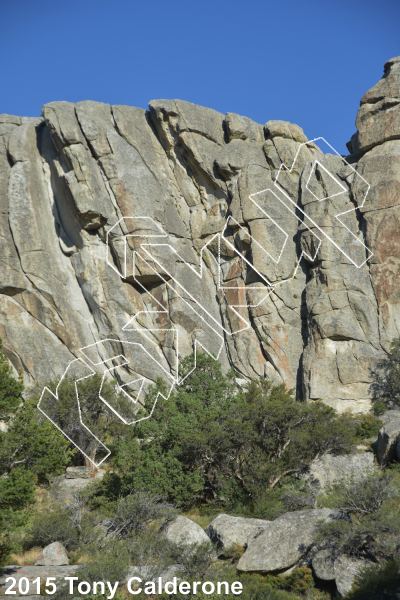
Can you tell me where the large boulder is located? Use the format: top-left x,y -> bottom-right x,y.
35,542 -> 69,566
304,452 -> 375,490
237,509 -> 344,573
205,514 -> 269,553
376,410 -> 400,464
162,516 -> 211,547
334,555 -> 373,597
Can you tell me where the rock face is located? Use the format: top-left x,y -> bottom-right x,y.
34,542 -> 69,566
1,56 -> 400,419
162,516 -> 211,547
304,452 -> 375,489
236,508 -> 344,573
205,514 -> 269,552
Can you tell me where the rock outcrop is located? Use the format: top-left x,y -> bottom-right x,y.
1,56 -> 400,416
236,508 -> 344,573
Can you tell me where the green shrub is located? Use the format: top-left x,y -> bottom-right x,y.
78,538 -> 130,585
265,567 -> 315,594
354,413 -> 384,440
316,472 -> 400,560
0,338 -> 24,420
101,353 -> 356,511
29,508 -> 79,549
370,337 -> 400,411
169,541 -> 217,579
346,559 -> 400,599
372,399 -> 386,416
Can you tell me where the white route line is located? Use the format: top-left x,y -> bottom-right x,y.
274,137 -> 373,268
38,137 -> 372,465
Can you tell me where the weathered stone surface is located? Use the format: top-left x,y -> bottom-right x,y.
65,466 -> 91,479
162,516 -> 211,547
205,514 -> 269,552
35,542 -> 69,566
225,113 -> 264,144
264,120 -> 308,143
237,509 -> 343,573
334,555 -> 373,597
51,470 -> 104,502
356,56 -> 400,152
303,452 -> 375,489
376,410 -> 400,464
0,114 -> 22,125
311,548 -> 335,581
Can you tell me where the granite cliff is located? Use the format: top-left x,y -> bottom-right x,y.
1,55 -> 399,413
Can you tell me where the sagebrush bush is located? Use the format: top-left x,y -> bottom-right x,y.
78,538 -> 131,585
29,508 -> 79,549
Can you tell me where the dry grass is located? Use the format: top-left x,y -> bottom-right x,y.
9,547 -> 43,566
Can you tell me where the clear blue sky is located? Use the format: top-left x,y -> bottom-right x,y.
1,0 -> 399,154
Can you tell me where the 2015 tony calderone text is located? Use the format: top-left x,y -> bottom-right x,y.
4,576 -> 243,597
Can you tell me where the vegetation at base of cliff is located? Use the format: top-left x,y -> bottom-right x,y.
0,341 -> 74,562
2,337 -> 400,598
0,338 -> 24,419
89,353 -> 356,512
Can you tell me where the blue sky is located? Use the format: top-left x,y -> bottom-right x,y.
1,0 -> 399,154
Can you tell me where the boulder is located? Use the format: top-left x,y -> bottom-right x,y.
334,555 -> 373,597
304,452 -> 375,490
237,508 -> 344,573
376,410 -> 400,464
311,548 -> 335,581
35,542 -> 69,566
50,469 -> 105,503
65,466 -> 91,479
205,514 -> 269,553
162,516 -> 211,547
